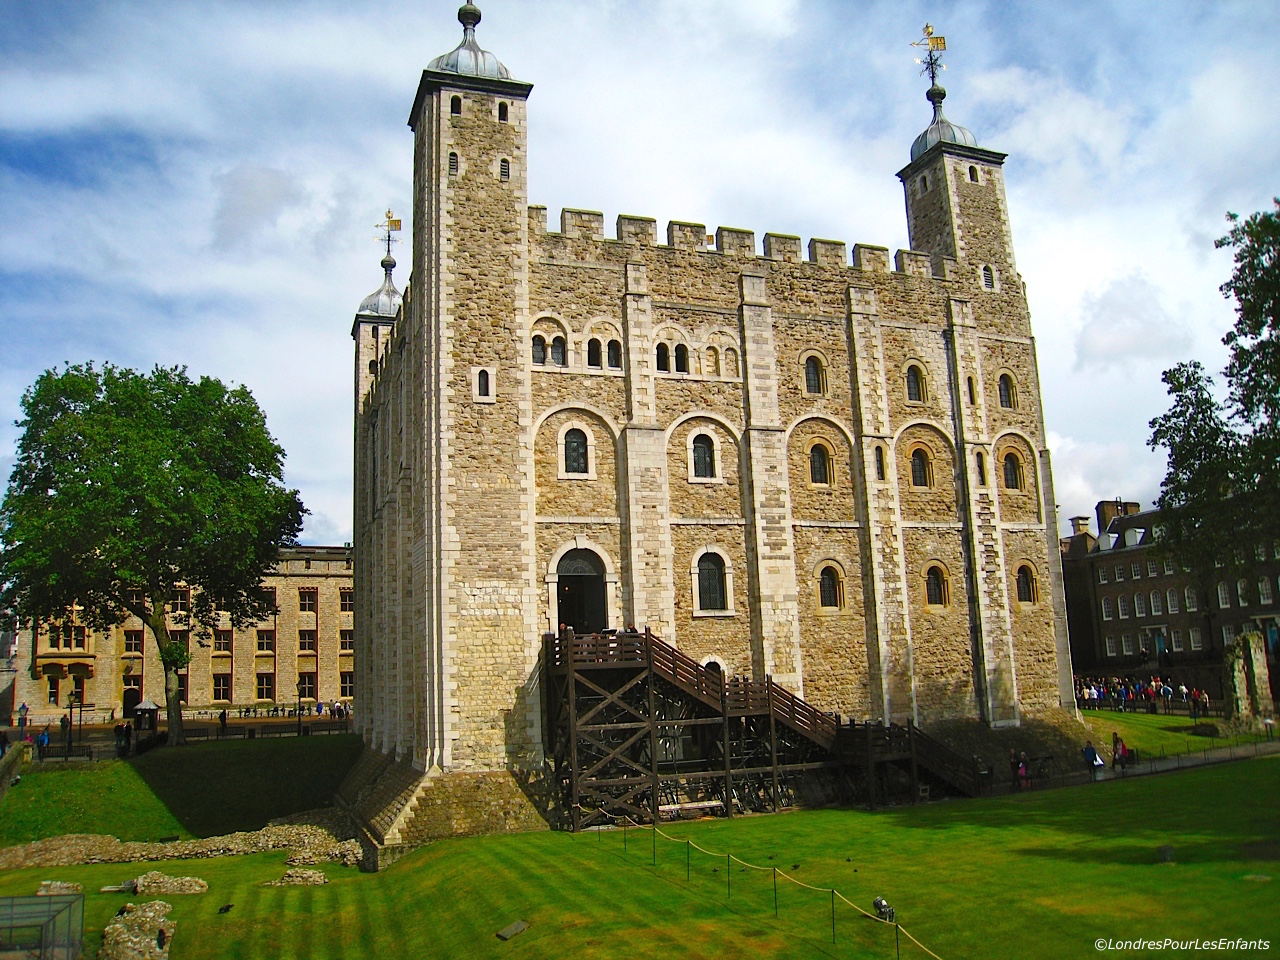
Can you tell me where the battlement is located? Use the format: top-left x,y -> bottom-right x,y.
528,206 -> 956,280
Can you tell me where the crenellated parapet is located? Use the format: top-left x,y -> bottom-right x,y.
528,206 -> 967,283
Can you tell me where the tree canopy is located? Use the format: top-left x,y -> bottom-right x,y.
1149,200 -> 1280,577
0,363 -> 306,743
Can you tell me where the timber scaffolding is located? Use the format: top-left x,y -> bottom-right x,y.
542,629 -> 987,831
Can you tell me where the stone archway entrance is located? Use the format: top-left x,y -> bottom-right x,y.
557,548 -> 607,635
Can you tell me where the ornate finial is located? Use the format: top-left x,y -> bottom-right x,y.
376,209 -> 402,262
911,23 -> 947,86
911,24 -> 949,118
458,3 -> 481,30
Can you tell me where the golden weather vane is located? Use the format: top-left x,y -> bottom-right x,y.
910,23 -> 948,85
376,209 -> 402,258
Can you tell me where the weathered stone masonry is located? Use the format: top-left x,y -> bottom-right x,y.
349,6 -> 1073,828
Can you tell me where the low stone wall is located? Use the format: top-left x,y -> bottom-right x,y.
0,809 -> 361,871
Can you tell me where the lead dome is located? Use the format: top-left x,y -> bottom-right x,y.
427,3 -> 511,80
910,84 -> 978,161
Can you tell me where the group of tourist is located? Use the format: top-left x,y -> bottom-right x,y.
112,721 -> 135,758
1074,675 -> 1214,718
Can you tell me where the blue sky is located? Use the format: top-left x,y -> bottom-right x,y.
1,0 -> 1277,543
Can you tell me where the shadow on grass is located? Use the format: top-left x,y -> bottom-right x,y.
127,734 -> 364,837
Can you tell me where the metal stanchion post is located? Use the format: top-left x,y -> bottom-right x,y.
773,867 -> 778,917
727,854 -> 731,899
830,889 -> 836,944
686,840 -> 690,882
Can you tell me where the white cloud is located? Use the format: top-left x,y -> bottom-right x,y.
1073,275 -> 1193,373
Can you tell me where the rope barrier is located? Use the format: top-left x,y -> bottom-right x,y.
603,814 -> 946,959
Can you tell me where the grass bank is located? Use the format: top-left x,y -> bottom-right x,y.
0,734 -> 363,845
0,752 -> 1275,959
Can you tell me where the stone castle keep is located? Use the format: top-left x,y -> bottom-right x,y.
347,5 -> 1072,836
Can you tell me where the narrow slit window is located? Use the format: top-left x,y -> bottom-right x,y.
498,101 -> 508,122
656,343 -> 670,372
477,369 -> 490,397
998,374 -> 1016,409
587,338 -> 602,368
450,95 -> 462,116
607,339 -> 622,369
906,365 -> 924,402
675,344 -> 689,373
982,265 -> 995,289
809,444 -> 830,485
448,152 -> 458,176
692,434 -> 715,478
874,446 -> 885,481
500,158 -> 510,181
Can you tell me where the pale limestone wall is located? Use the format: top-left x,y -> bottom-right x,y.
351,63 -> 1068,783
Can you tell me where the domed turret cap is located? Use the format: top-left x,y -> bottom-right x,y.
428,3 -> 511,79
358,255 -> 402,318
910,84 -> 978,161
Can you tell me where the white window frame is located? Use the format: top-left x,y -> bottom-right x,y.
557,421 -> 598,481
1217,582 -> 1231,608
1171,629 -> 1184,652
1189,627 -> 1203,651
691,546 -> 736,618
471,365 -> 497,404
1150,591 -> 1163,615
1261,578 -> 1275,605
1122,634 -> 1136,655
687,429 -> 725,485
1101,597 -> 1113,621
1147,560 -> 1159,577
1185,586 -> 1198,612
1135,593 -> 1147,617
1105,636 -> 1118,657
1166,588 -> 1179,614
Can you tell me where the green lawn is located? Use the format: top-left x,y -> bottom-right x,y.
1,751 -> 1276,959
1080,707 -> 1271,758
0,734 -> 363,845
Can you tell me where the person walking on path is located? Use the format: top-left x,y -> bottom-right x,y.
1083,740 -> 1101,780
60,713 -> 71,749
219,709 -> 228,736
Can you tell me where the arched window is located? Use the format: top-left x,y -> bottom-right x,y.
1259,578 -> 1274,605
368,359 -> 377,375
1150,590 -> 1163,615
998,374 -> 1016,409
477,369 -> 490,397
450,95 -> 462,115
809,444 -> 830,485
1134,592 -> 1146,617
1016,565 -> 1037,603
498,101 -> 508,122
692,434 -> 715,478
532,335 -> 546,365
607,340 -> 622,369
925,566 -> 948,606
587,338 -> 602,368
976,451 -> 986,486
967,376 -> 976,405
724,348 -> 738,377
910,448 -> 931,487
564,429 -> 588,474
982,265 -> 995,290
675,343 -> 689,373
706,347 -> 720,377
697,553 -> 727,611
551,336 -> 567,366
1003,452 -> 1022,490
1185,586 -> 1198,612
968,165 -> 979,182
448,152 -> 459,176
819,566 -> 842,608
874,446 -> 886,481
656,343 -> 670,372
1237,578 -> 1249,605
906,365 -> 924,402
920,175 -> 928,192
804,356 -> 824,394
500,158 -> 511,181
1166,588 -> 1180,614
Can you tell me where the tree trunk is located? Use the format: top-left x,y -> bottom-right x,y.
163,661 -> 187,746
146,605 -> 186,746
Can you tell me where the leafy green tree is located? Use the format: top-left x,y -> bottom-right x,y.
1149,201 -> 1280,574
0,363 -> 306,744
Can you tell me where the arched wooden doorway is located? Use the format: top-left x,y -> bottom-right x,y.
557,548 -> 607,635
